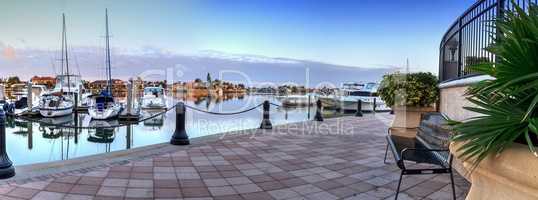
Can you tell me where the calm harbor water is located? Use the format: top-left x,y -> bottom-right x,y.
5,94 -> 322,166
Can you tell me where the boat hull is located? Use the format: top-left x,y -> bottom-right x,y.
319,96 -> 391,112
340,100 -> 391,111
140,99 -> 166,109
39,106 -> 73,117
89,106 -> 123,120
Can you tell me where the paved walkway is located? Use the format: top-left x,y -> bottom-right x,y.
0,114 -> 470,200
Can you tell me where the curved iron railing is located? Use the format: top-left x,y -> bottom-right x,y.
439,0 -> 538,82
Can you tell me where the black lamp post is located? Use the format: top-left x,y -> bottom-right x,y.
0,107 -> 15,179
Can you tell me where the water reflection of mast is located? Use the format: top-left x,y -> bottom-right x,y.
88,120 -> 117,153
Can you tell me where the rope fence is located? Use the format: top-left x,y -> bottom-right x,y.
9,101 -> 279,129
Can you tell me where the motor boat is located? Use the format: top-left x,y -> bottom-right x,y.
319,82 -> 391,112
140,86 -> 166,109
319,82 -> 363,110
6,83 -> 48,115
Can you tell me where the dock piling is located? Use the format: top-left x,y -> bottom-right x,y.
307,95 -> 311,119
0,108 -> 15,179
373,98 -> 377,113
170,102 -> 190,145
126,81 -> 133,115
27,82 -> 32,112
74,93 -> 79,112
314,99 -> 323,121
355,100 -> 363,117
259,100 -> 272,129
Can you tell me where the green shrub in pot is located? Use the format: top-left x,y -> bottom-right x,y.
378,72 -> 439,108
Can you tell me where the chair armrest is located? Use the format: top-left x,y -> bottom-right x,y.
401,148 -> 452,168
401,148 -> 449,153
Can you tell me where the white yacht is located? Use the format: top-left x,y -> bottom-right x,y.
320,82 -> 390,112
140,86 -> 166,109
88,9 -> 123,120
319,82 -> 363,110
39,14 -> 76,118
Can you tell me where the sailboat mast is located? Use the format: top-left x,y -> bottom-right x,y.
406,58 -> 409,73
63,13 -> 71,93
105,9 -> 112,94
60,15 -> 65,76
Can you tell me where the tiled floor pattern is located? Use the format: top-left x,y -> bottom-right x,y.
0,114 -> 470,199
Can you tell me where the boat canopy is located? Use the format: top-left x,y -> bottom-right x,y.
361,82 -> 379,92
144,87 -> 164,95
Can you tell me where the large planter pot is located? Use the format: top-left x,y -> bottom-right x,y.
450,142 -> 538,200
392,106 -> 435,128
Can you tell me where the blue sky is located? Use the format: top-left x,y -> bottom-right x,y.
0,0 -> 475,73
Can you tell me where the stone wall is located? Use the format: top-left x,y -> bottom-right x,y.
438,75 -> 493,121
439,75 -> 494,180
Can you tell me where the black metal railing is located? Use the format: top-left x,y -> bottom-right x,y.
439,0 -> 538,82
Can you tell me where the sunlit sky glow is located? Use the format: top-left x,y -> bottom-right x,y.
1,0 -> 474,73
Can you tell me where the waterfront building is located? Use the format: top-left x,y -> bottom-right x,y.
30,76 -> 56,89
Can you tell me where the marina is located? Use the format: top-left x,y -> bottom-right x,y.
0,1 -> 505,199
4,95 -> 325,166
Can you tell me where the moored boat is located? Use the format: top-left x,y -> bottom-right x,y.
140,86 -> 166,109
39,14 -> 75,118
88,9 -> 123,120
7,83 -> 48,115
320,82 -> 391,112
39,92 -> 74,117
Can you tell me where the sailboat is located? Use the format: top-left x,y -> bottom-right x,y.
88,9 -> 123,120
39,14 -> 75,118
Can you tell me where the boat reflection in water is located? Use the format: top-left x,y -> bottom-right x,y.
39,115 -> 74,139
87,120 -> 117,143
142,110 -> 165,130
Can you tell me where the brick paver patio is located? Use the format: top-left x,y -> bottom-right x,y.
0,114 -> 470,199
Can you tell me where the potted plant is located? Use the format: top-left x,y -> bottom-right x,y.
378,72 -> 439,134
449,4 -> 538,200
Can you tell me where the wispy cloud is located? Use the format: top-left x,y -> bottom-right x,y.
0,46 -> 395,85
2,45 -> 16,60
